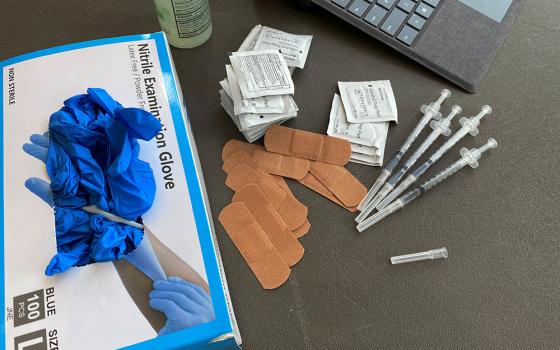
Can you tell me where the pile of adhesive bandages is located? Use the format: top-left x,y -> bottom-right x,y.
219,25 -> 312,142
218,125 -> 367,289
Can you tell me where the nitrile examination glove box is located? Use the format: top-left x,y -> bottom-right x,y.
0,33 -> 241,350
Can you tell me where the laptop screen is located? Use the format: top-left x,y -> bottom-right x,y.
457,0 -> 514,23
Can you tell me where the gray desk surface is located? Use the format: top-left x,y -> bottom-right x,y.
2,0 -> 559,349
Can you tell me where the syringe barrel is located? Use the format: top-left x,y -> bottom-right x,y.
406,130 -> 441,168
387,166 -> 409,187
390,129 -> 442,188
384,151 -> 405,173
419,159 -> 467,192
407,126 -> 468,185
411,160 -> 433,178
377,175 -> 417,209
400,188 -> 422,205
398,112 -> 434,156
430,127 -> 469,162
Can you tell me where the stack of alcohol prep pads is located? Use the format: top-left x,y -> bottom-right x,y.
327,81 -> 398,166
219,25 -> 313,142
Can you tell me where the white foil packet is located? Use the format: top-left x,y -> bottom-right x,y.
229,50 -> 295,98
238,24 -> 263,51
328,94 -> 385,147
220,86 -> 296,130
225,65 -> 293,115
351,143 -> 380,157
253,26 -> 313,69
220,91 -> 293,142
219,79 -> 231,97
338,81 -> 398,123
350,152 -> 383,167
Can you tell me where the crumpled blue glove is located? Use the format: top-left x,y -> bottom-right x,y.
47,88 -> 161,219
149,277 -> 215,336
22,88 -> 162,275
24,160 -> 165,280
23,131 -> 160,276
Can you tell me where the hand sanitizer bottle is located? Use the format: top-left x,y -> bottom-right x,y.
153,0 -> 213,49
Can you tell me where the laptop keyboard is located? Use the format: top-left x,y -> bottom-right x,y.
332,0 -> 441,46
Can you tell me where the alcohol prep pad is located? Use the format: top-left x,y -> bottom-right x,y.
339,81 -> 398,123
229,50 -> 295,98
327,94 -> 388,148
253,26 -> 313,69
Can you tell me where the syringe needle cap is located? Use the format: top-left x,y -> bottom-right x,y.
390,247 -> 448,265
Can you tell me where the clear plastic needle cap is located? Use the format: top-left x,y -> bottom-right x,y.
391,247 -> 448,265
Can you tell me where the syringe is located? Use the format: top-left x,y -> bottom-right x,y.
355,105 -> 462,223
356,138 -> 497,232
375,105 -> 492,210
357,89 -> 451,212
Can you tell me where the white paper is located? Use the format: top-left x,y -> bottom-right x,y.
225,65 -> 292,115
220,89 -> 295,133
220,97 -> 289,143
351,143 -> 380,157
253,26 -> 313,69
219,79 -> 230,94
239,111 -> 295,130
238,24 -> 263,51
229,50 -> 295,98
371,119 -> 390,150
328,94 -> 382,147
350,152 -> 383,166
339,81 -> 398,123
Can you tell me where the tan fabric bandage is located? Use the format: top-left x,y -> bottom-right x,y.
219,202 -> 290,289
226,164 -> 308,230
222,150 -> 258,174
264,125 -> 352,166
299,173 -> 357,212
223,152 -> 297,201
222,139 -> 264,161
270,176 -> 311,234
251,149 -> 310,180
233,184 -> 304,266
308,161 -> 366,208
292,219 -> 311,238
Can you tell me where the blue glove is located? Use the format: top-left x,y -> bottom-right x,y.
23,129 -> 155,275
149,277 -> 215,336
25,170 -> 165,279
48,88 -> 161,219
22,88 -> 162,275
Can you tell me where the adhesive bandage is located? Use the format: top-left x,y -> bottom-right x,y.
264,125 -> 352,166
